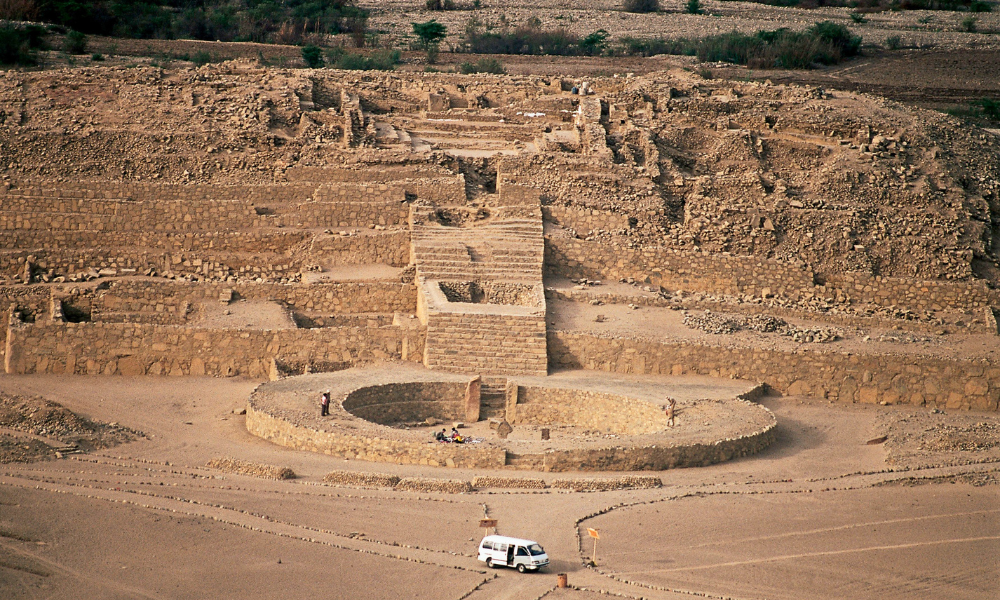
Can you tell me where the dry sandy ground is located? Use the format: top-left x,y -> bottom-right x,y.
1,374 -> 998,599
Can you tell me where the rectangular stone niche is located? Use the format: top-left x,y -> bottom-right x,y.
438,281 -> 538,307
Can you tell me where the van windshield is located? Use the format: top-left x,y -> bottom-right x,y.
528,544 -> 545,556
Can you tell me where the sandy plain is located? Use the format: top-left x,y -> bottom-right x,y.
1,373 -> 997,599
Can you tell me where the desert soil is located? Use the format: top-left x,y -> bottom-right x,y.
1,374 -> 997,599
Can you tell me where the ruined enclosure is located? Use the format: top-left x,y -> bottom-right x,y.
0,62 -> 997,470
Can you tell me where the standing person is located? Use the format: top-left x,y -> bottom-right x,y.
665,398 -> 676,427
320,391 -> 330,417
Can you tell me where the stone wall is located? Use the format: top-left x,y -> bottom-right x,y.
4,320 -> 425,379
546,236 -> 998,313
544,289 -> 999,335
511,386 -> 667,435
548,331 -> 1000,411
546,236 -> 815,300
88,280 -> 417,316
542,206 -> 631,234
505,419 -> 775,472
342,381 -> 467,424
246,404 -> 505,469
310,231 -> 411,267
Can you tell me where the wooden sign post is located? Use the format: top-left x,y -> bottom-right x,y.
480,518 -> 498,535
587,528 -> 600,565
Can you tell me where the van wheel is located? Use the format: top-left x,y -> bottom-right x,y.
485,558 -> 493,568
517,564 -> 526,573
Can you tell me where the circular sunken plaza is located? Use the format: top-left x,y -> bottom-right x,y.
247,363 -> 776,472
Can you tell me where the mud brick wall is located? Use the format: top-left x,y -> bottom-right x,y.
4,321 -> 425,379
546,237 -> 815,300
245,405 -> 505,469
548,331 -> 1000,411
510,386 -> 667,435
342,381 -> 467,424
310,230 -> 411,267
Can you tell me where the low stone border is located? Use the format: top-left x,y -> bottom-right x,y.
206,457 -> 296,480
395,477 -> 473,494
323,470 -> 400,488
551,475 -> 662,492
471,476 -> 547,489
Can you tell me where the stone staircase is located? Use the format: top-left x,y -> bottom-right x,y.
479,379 -> 508,420
411,189 -> 548,379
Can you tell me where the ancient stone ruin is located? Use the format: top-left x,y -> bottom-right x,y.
1,63 -> 998,469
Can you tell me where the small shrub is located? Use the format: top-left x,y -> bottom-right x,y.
0,25 -> 40,66
580,29 -> 609,55
698,67 -> 713,79
686,0 -> 703,14
849,12 -> 867,23
191,51 -> 212,66
623,0 -> 659,13
961,15 -> 978,31
459,56 -> 505,73
426,0 -> 456,9
918,16 -> 933,24
330,48 -> 401,70
90,52 -> 104,61
970,1 -> 992,11
425,43 -> 439,63
465,23 -> 580,55
473,0 -> 481,7
885,34 -> 902,49
64,30 -> 87,54
978,98 -> 1000,120
301,44 -> 324,68
809,21 -> 862,57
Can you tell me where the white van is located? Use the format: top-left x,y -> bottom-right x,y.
477,535 -> 549,572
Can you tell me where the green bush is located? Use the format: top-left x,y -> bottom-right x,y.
33,0 -> 369,44
0,25 -> 45,66
961,15 -> 978,31
464,23 -> 580,55
91,52 -> 105,61
623,0 -> 659,13
191,50 -> 212,66
686,0 -> 703,14
426,0 -> 456,9
580,29 -> 609,55
64,30 -> 87,54
970,1 -> 992,11
459,57 -> 505,73
618,23 -> 863,68
850,12 -> 868,23
413,19 -> 448,48
328,47 -> 401,70
885,34 -> 902,49
978,98 -> 1000,119
808,21 -> 862,57
301,44 -> 324,68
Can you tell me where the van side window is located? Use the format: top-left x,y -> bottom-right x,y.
516,546 -> 529,556
482,542 -> 493,550
497,543 -> 506,552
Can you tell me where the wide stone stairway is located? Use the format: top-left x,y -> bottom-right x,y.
410,189 -> 548,378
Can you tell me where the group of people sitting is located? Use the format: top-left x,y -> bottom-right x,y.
434,428 -> 465,443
